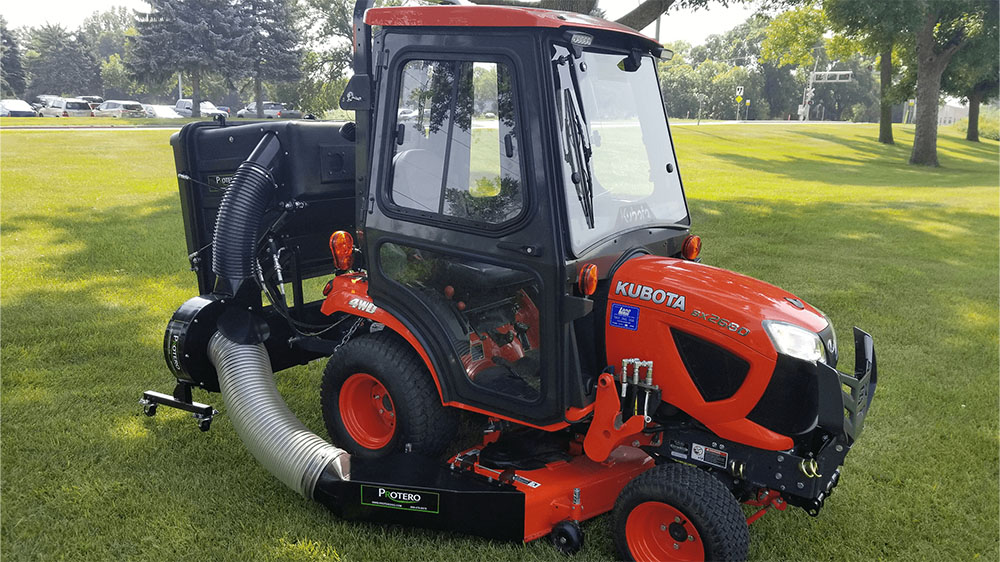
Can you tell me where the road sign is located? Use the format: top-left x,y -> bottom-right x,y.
735,95 -> 743,103
745,100 -> 750,106
811,71 -> 854,83
736,86 -> 744,96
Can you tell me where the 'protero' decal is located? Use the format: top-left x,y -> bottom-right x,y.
361,485 -> 439,514
614,281 -> 686,311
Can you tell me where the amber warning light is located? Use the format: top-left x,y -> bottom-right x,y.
682,235 -> 702,261
330,230 -> 355,271
579,263 -> 598,296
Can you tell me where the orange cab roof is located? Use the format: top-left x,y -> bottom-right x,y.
364,5 -> 658,48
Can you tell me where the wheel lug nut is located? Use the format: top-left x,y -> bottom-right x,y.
688,535 -> 695,541
660,524 -> 666,531
673,543 -> 679,550
674,516 -> 681,523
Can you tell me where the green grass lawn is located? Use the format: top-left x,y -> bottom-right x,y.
2,123 -> 997,561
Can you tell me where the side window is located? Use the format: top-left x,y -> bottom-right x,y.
390,59 -> 522,225
380,242 -> 542,402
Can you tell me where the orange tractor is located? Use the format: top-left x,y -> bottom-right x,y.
143,2 -> 877,560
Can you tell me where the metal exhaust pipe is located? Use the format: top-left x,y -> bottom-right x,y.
208,331 -> 350,497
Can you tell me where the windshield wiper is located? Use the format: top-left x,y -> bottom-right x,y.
562,90 -> 594,228
558,55 -> 595,229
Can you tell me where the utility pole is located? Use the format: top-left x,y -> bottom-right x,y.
178,73 -> 182,101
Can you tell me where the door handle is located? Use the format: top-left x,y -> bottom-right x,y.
497,242 -> 542,257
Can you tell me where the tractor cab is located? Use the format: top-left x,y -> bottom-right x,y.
351,6 -> 691,427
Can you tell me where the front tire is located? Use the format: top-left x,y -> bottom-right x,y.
320,331 -> 457,459
613,463 -> 749,562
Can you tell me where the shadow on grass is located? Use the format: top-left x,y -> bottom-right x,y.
702,128 -> 997,187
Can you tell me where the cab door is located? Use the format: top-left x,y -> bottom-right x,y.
363,31 -> 568,426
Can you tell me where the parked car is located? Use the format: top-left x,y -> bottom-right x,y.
31,95 -> 60,112
142,104 -> 183,119
94,100 -> 146,118
174,99 -> 228,118
80,95 -> 104,110
1,99 -> 38,117
39,98 -> 94,117
236,101 -> 303,119
217,106 -> 232,116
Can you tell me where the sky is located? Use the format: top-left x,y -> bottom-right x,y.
1,0 -> 760,48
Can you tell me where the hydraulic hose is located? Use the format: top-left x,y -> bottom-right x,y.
209,331 -> 351,496
211,132 -> 282,297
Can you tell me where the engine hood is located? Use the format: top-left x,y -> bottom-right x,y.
608,256 -> 828,359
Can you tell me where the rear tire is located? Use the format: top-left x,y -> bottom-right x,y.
613,463 -> 749,562
320,331 -> 457,459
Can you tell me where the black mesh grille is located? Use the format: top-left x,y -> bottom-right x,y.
672,329 -> 750,402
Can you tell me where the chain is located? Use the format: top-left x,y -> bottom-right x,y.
334,317 -> 365,354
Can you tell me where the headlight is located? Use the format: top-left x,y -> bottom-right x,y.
763,320 -> 826,363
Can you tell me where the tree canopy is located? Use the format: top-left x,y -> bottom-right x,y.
130,0 -> 244,115
1,16 -> 27,97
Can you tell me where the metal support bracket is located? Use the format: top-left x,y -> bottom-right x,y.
140,382 -> 218,431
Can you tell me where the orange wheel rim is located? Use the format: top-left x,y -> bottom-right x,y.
339,373 -> 396,449
625,501 -> 704,562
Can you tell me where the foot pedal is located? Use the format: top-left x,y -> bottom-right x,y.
140,383 -> 218,431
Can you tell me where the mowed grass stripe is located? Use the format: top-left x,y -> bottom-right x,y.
1,124 -> 997,561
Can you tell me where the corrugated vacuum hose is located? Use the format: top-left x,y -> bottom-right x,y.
208,331 -> 351,497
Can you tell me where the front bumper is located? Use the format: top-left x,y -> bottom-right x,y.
662,328 -> 877,515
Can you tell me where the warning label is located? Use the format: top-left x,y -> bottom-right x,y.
609,303 -> 639,331
691,443 -> 728,469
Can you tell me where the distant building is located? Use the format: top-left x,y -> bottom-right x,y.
892,100 -> 969,125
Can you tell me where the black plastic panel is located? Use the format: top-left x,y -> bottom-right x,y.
672,329 -> 750,402
170,120 -> 357,295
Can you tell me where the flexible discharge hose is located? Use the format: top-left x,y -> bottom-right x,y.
209,321 -> 351,496
211,132 -> 282,296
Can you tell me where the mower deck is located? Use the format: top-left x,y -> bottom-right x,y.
313,443 -> 653,543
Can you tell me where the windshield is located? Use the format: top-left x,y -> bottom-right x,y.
554,46 -> 688,255
66,102 -> 90,110
200,102 -> 218,109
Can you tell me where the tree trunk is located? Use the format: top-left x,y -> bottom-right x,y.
616,0 -> 675,32
878,44 -> 894,144
909,61 -> 944,166
469,0 -> 597,13
192,69 -> 201,119
966,90 -> 981,142
255,69 -> 264,119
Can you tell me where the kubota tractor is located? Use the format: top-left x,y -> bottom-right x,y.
142,2 -> 877,560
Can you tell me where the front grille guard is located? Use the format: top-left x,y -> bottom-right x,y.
839,327 -> 877,443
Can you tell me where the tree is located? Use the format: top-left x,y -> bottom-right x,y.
907,0 -> 997,166
941,9 -> 999,142
1,16 -> 27,98
101,54 -> 133,99
271,50 -> 347,115
823,0 -> 909,144
81,7 -> 134,61
240,0 -> 303,118
130,0 -> 243,117
24,25 -> 100,99
469,0 -> 742,32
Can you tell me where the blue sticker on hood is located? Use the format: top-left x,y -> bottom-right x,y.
610,303 -> 639,331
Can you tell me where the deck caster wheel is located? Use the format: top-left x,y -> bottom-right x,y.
197,418 -> 212,432
142,402 -> 157,417
550,520 -> 583,555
